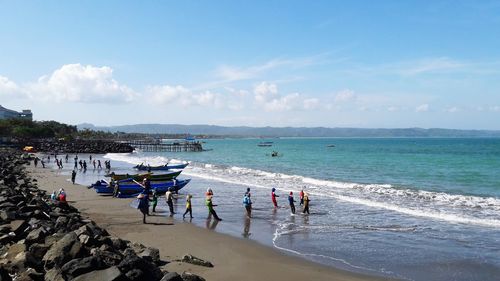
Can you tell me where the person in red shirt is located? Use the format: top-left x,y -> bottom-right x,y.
271,188 -> 279,208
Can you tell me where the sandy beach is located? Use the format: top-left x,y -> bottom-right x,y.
27,165 -> 388,281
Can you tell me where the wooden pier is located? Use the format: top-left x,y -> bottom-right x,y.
123,140 -> 203,152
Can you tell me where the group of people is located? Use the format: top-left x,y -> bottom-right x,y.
33,157 -> 45,168
50,188 -> 67,203
244,187 -> 310,218
136,182 -> 311,224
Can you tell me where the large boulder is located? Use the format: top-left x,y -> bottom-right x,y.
160,272 -> 183,281
61,256 -> 104,279
181,272 -> 206,281
71,266 -> 122,281
42,232 -> 83,268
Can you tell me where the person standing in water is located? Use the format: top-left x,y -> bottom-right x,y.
271,188 -> 279,208
183,194 -> 193,219
71,170 -> 76,184
205,188 -> 222,221
302,192 -> 310,214
288,192 -> 296,214
299,189 -> 304,206
243,193 -> 252,218
151,190 -> 158,213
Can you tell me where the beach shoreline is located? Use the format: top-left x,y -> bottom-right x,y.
27,164 -> 389,281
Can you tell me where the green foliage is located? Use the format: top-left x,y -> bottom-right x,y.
0,119 -> 77,139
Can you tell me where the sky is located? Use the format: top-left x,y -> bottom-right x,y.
1,0 -> 500,129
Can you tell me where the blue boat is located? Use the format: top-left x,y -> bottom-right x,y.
133,163 -> 189,171
91,179 -> 191,195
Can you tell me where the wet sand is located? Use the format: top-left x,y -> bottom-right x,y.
28,165 -> 390,281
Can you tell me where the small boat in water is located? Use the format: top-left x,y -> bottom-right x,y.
326,144 -> 335,147
258,141 -> 273,147
134,163 -> 189,171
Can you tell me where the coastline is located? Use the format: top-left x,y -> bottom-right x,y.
27,165 -> 389,281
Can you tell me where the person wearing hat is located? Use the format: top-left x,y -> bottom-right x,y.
288,191 -> 296,214
205,188 -> 222,221
271,188 -> 279,208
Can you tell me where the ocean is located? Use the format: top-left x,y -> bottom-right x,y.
66,138 -> 500,280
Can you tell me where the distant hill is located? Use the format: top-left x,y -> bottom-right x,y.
76,123 -> 500,138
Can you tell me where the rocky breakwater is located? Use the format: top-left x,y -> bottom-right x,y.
34,140 -> 133,154
0,149 -> 206,281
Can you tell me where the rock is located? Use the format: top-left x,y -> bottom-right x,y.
28,243 -> 50,261
0,266 -> 12,281
18,268 -> 44,281
93,250 -> 122,267
61,256 -> 104,279
138,247 -> 160,265
181,272 -> 206,281
118,252 -> 163,281
44,268 -> 65,281
0,211 -> 16,222
125,268 -> 144,280
110,237 -> 127,251
9,220 -> 27,235
44,233 -> 64,247
72,266 -> 122,281
42,232 -> 83,268
2,243 -> 26,261
26,228 -> 47,245
160,272 -> 183,281
181,255 -> 213,268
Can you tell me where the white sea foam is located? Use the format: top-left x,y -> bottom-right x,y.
104,153 -> 500,228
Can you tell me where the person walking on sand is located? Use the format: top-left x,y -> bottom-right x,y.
151,190 -> 158,212
300,189 -> 304,206
183,194 -> 193,218
243,193 -> 252,218
71,170 -> 76,184
271,188 -> 279,208
288,192 -> 296,214
137,193 -> 149,224
41,160 -> 45,168
165,187 -> 175,216
205,188 -> 222,221
302,192 -> 310,214
34,157 -> 38,167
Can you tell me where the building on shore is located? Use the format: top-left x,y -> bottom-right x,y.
0,105 -> 33,120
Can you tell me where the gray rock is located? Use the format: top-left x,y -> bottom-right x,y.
125,268 -> 144,280
160,272 -> 183,281
61,256 -> 104,279
72,266 -> 122,281
138,247 -> 160,265
28,243 -> 50,260
42,232 -> 83,268
181,272 -> 206,281
181,255 -> 213,268
44,268 -> 65,281
9,220 -> 27,234
26,228 -> 47,244
118,252 -> 163,280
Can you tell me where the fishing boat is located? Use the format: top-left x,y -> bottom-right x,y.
91,179 -> 191,195
107,170 -> 181,181
134,163 -> 189,171
258,141 -> 273,147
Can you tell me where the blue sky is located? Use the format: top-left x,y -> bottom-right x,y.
1,0 -> 500,129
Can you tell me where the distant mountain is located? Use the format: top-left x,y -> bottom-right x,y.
76,123 -> 500,138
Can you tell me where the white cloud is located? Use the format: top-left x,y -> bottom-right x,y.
387,106 -> 399,112
401,57 -> 464,75
490,106 -> 500,112
415,104 -> 429,112
28,64 -> 136,103
334,89 -> 356,102
0,76 -> 24,98
303,98 -> 319,110
148,85 -> 190,104
445,106 -> 459,113
254,82 -> 278,103
263,93 -> 300,112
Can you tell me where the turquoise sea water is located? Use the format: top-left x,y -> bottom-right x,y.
86,138 -> 500,280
